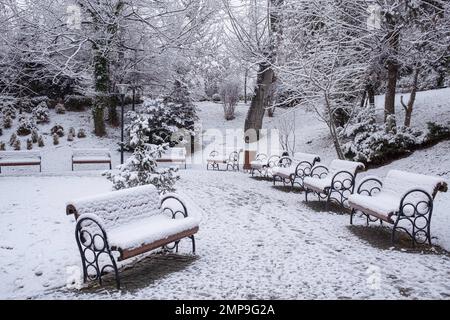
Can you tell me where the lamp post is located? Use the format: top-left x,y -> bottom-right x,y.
116,84 -> 129,165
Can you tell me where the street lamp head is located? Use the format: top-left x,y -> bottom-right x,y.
117,84 -> 129,96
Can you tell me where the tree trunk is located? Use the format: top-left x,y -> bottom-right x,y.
244,63 -> 274,142
92,52 -> 109,136
244,0 -> 282,142
384,18 -> 400,128
244,69 -> 248,104
385,61 -> 398,122
367,84 -> 375,108
402,68 -> 420,127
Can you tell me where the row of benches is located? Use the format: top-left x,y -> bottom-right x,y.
0,148 -> 188,173
65,147 -> 447,290
248,151 -> 448,248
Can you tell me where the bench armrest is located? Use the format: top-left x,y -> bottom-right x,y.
357,176 -> 383,196
331,170 -> 357,191
310,165 -> 329,179
267,155 -> 281,168
160,194 -> 189,218
295,161 -> 314,177
276,156 -> 293,168
398,188 -> 433,219
255,153 -> 268,162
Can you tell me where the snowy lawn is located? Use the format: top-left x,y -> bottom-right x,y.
1,167 -> 449,300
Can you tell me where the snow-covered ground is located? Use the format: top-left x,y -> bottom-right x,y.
0,88 -> 449,299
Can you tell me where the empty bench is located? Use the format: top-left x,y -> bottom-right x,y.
0,151 -> 41,173
272,152 -> 321,189
156,147 -> 187,169
72,149 -> 112,171
66,184 -> 199,289
349,170 -> 448,246
207,148 -> 242,172
303,159 -> 365,209
250,150 -> 286,177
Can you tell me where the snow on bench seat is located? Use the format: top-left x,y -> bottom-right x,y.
67,184 -> 199,288
71,149 -> 112,170
207,148 -> 242,171
349,170 -> 448,223
0,151 -> 41,173
272,152 -> 321,179
304,160 -> 365,194
303,159 -> 365,209
108,215 -> 199,251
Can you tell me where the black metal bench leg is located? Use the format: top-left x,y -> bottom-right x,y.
350,208 -> 355,225
191,235 -> 196,254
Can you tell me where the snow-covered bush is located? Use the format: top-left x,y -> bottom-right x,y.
127,99 -> 198,148
212,93 -> 221,102
9,133 -> 17,146
16,116 -> 37,136
77,129 -> 86,138
342,108 -> 424,165
3,116 -> 12,129
67,132 -> 74,142
53,133 -> 59,145
30,96 -> 49,108
26,139 -> 33,150
219,77 -> 241,121
18,98 -> 33,113
31,130 -> 39,143
425,122 -> 450,145
2,105 -> 17,119
38,136 -> 45,147
33,102 -> 50,124
13,139 -> 21,150
55,104 -> 66,114
51,125 -> 65,137
104,119 -> 180,193
0,141 -> 5,151
69,127 -> 76,137
64,95 -> 93,111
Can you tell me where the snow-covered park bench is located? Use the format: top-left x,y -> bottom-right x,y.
71,149 -> 112,171
0,151 -> 42,173
272,152 -> 321,189
207,148 -> 242,171
250,150 -> 287,177
349,170 -> 448,246
66,185 -> 199,289
156,147 -> 187,169
304,160 -> 366,209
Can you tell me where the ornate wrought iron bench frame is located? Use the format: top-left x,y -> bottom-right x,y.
350,177 -> 448,247
251,154 -> 285,177
67,194 -> 198,289
304,165 -> 364,210
273,156 -> 320,190
207,150 -> 240,172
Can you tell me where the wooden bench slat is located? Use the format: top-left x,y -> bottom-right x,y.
114,227 -> 199,261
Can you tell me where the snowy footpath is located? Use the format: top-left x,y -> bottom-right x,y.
1,160 -> 449,299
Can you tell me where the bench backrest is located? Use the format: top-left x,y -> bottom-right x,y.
383,170 -> 448,199
72,149 -> 111,158
329,160 -> 365,176
160,147 -> 186,159
292,152 -> 320,165
67,185 -> 162,229
0,151 -> 41,160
